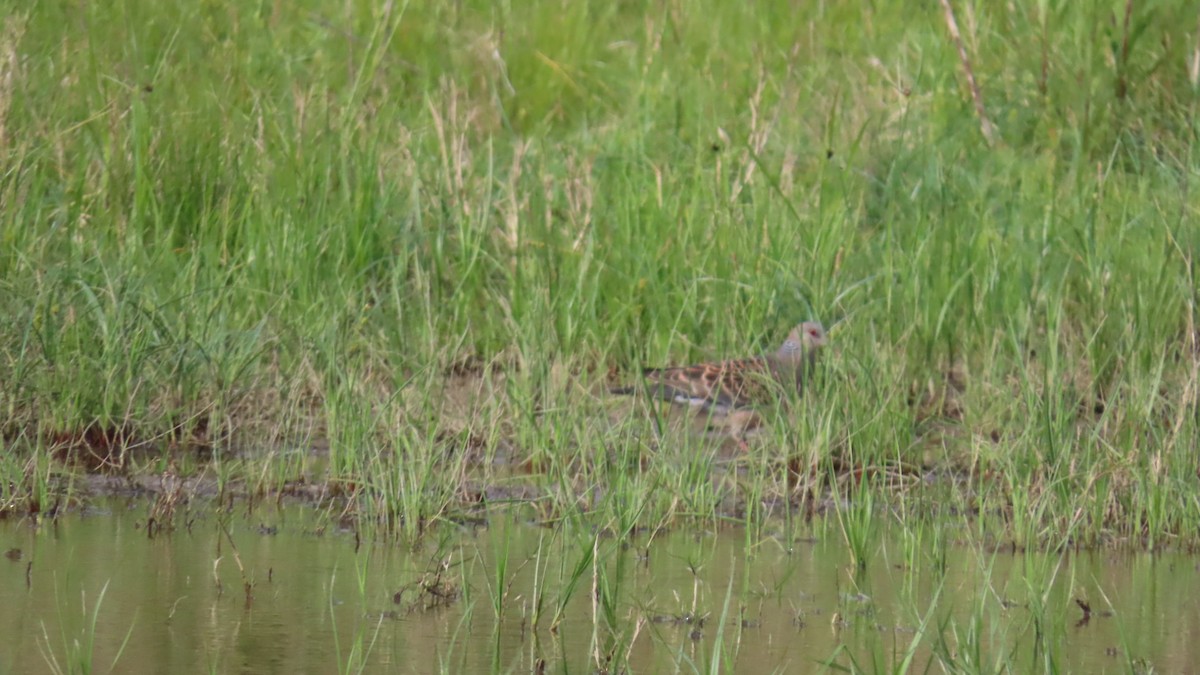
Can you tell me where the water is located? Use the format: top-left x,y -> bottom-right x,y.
0,501 -> 1195,673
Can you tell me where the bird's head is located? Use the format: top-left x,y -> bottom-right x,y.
776,321 -> 828,363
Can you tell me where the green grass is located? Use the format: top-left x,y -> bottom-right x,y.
37,579 -> 135,675
1,0 -> 1199,548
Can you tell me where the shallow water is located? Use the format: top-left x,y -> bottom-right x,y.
0,501 -> 1195,673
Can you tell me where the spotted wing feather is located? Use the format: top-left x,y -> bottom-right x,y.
641,357 -> 773,410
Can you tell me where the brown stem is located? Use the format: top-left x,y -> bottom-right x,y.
1116,0 -> 1135,100
939,0 -> 998,145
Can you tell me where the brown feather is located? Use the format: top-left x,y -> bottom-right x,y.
610,321 -> 828,446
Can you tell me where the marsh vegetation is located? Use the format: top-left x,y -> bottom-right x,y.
1,0 -> 1199,671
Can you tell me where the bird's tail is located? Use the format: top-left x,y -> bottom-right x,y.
608,386 -> 639,396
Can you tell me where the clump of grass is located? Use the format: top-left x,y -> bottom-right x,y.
38,580 -> 135,675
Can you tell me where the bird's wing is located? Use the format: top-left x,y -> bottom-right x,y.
643,357 -> 772,409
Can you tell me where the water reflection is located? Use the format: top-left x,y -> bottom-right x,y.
0,502 -> 1193,673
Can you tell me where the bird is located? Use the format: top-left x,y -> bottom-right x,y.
611,321 -> 828,449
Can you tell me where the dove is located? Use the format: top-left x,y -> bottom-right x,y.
611,321 -> 828,449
